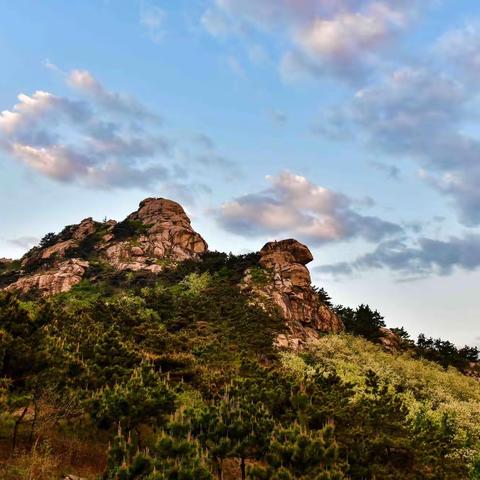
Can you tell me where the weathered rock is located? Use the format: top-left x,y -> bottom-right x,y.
101,198 -> 208,272
243,239 -> 344,349
5,198 -> 208,296
378,327 -> 402,351
38,239 -> 77,260
71,217 -> 96,240
260,239 -> 314,267
6,259 -> 89,296
127,198 -> 208,258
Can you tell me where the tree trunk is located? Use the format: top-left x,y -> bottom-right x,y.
241,457 -> 246,480
216,458 -> 223,480
12,405 -> 28,450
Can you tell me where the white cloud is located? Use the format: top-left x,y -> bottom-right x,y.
0,67 -> 237,194
0,91 -> 89,136
68,70 -> 160,122
10,144 -> 91,182
203,0 -> 423,82
318,234 -> 480,277
321,66 -> 480,225
201,8 -> 232,37
217,171 -> 402,244
297,4 -> 406,58
437,23 -> 480,79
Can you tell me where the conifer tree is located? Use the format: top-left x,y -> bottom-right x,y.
248,423 -> 346,480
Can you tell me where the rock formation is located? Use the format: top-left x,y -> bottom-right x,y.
4,198 -> 208,296
103,198 -> 208,271
242,239 -> 344,349
1,199 -> 343,346
6,259 -> 89,296
378,327 -> 402,352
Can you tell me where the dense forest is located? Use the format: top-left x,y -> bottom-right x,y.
0,251 -> 479,479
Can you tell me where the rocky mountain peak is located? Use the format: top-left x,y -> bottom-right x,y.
243,238 -> 344,349
128,198 -> 192,228
1,199 -> 343,343
3,197 -> 208,296
260,239 -> 314,266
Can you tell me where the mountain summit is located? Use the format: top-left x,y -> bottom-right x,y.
1,197 -> 343,344
1,198 -> 479,480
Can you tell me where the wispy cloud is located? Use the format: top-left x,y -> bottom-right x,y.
0,67 -> 237,193
370,161 -> 401,180
202,0 -> 426,83
316,65 -> 480,226
68,69 -> 160,122
140,2 -> 167,43
7,236 -> 40,250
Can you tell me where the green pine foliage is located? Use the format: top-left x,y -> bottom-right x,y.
0,255 -> 479,479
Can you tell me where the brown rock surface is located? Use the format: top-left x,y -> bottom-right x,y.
378,327 -> 402,351
6,259 -> 89,296
4,198 -> 208,296
127,198 -> 208,258
101,198 -> 208,271
243,239 -> 344,349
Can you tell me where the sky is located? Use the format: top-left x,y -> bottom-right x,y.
1,0 -> 480,346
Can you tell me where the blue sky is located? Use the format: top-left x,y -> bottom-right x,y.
1,0 -> 480,346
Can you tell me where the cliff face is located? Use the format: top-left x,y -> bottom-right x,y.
242,239 -> 344,349
5,198 -> 208,296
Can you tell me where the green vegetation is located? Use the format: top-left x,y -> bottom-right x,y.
0,254 -> 479,479
112,219 -> 151,241
0,260 -> 22,289
334,303 -> 479,371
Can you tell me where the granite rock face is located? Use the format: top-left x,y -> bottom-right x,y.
4,198 -> 208,296
6,259 -> 89,296
104,198 -> 208,272
243,239 -> 344,349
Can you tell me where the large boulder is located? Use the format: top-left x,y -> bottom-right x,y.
243,239 -> 344,349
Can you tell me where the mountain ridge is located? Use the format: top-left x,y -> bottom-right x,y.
1,199 -> 480,479
0,197 -> 345,347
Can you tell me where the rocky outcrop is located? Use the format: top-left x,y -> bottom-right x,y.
6,259 -> 89,296
243,239 -> 344,349
4,198 -> 208,296
103,198 -> 208,272
378,327 -> 402,352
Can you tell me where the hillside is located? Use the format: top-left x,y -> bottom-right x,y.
0,198 -> 479,479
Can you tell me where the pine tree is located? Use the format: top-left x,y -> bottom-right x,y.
248,423 -> 346,480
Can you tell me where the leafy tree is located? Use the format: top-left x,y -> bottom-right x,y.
0,292 -> 46,381
103,430 -> 213,480
416,334 -> 478,370
315,287 -> 333,308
